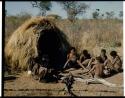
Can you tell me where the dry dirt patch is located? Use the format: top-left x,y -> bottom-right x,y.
4,71 -> 123,96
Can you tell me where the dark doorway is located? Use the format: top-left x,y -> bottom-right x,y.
37,29 -> 65,69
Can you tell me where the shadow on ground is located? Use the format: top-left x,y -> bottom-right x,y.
4,75 -> 18,81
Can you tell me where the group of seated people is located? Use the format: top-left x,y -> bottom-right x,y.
64,47 -> 122,78
27,47 -> 123,82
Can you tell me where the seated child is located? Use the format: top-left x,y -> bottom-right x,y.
39,54 -> 58,82
88,57 -> 104,78
86,49 -> 107,70
63,47 -> 86,70
29,57 -> 41,80
79,49 -> 91,67
99,49 -> 108,63
109,51 -> 122,73
38,55 -> 49,82
99,49 -> 111,76
27,57 -> 39,76
29,55 -> 49,81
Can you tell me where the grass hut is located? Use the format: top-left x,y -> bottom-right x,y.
5,17 -> 70,71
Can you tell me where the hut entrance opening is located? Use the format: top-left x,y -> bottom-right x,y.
37,29 -> 63,69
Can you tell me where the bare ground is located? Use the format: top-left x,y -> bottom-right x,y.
4,70 -> 123,96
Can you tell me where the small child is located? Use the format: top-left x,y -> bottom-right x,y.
27,57 -> 36,76
79,49 -> 91,67
63,47 -> 86,70
38,55 -> 49,82
29,57 -> 41,80
110,51 -> 122,73
39,55 -> 58,82
99,49 -> 108,63
86,49 -> 107,70
88,57 -> 104,78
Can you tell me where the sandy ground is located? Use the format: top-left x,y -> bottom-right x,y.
4,69 -> 123,96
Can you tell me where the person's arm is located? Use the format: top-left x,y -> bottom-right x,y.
63,59 -> 70,69
67,54 -> 70,60
88,65 -> 95,73
63,54 -> 70,69
77,60 -> 88,70
105,56 -> 108,60
79,54 -> 83,63
104,59 -> 109,66
86,58 -> 94,68
112,56 -> 119,66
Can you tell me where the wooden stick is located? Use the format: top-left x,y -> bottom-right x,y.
74,77 -> 123,88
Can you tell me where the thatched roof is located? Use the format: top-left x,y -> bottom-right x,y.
5,17 -> 70,71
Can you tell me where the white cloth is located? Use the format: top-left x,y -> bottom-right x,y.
27,70 -> 32,75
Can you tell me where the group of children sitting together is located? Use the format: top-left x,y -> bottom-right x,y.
28,47 -> 123,82
64,47 -> 122,78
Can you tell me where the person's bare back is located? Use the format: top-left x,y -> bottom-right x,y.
94,63 -> 103,78
88,57 -> 104,78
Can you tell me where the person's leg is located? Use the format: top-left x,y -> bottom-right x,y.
114,64 -> 123,73
32,64 -> 39,76
83,59 -> 95,71
64,60 -> 73,70
82,59 -> 91,67
39,67 -> 47,82
90,71 -> 95,78
77,60 -> 87,69
86,58 -> 94,69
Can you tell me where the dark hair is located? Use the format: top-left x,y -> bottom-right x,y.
70,47 -> 76,51
83,49 -> 88,55
41,54 -> 50,67
42,54 -> 49,62
110,51 -> 117,56
68,47 -> 76,53
101,49 -> 106,53
95,56 -> 102,62
33,57 -> 39,63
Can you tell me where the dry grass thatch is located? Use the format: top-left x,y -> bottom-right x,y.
5,16 -> 70,71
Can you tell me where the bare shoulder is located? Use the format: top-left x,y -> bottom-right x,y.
116,55 -> 121,60
95,63 -> 103,67
92,64 -> 97,68
80,54 -> 83,57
